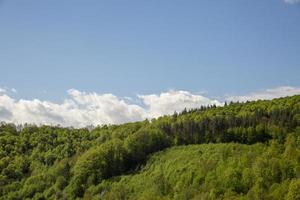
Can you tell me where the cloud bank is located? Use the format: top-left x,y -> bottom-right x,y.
0,86 -> 299,127
0,89 -> 221,127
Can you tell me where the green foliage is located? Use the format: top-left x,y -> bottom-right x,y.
92,142 -> 300,199
286,179 -> 300,200
0,95 -> 299,199
68,139 -> 126,198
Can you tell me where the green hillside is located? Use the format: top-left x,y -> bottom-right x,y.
0,95 -> 300,199
90,142 -> 300,200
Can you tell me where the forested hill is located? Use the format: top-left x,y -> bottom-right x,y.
0,95 -> 300,199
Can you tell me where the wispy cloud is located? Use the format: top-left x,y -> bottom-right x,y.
225,86 -> 300,102
0,88 -> 6,93
0,87 -> 17,94
284,0 -> 300,4
11,88 -> 17,93
0,86 -> 299,127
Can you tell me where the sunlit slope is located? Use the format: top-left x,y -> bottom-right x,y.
87,141 -> 300,200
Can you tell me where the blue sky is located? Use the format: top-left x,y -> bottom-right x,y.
0,0 -> 299,101
0,1 -> 300,126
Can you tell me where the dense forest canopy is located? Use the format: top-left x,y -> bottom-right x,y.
0,95 -> 300,199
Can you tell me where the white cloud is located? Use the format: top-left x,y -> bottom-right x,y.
226,86 -> 300,102
0,86 -> 299,127
139,90 -> 221,118
0,89 -> 146,127
0,89 -> 220,127
284,0 -> 300,4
